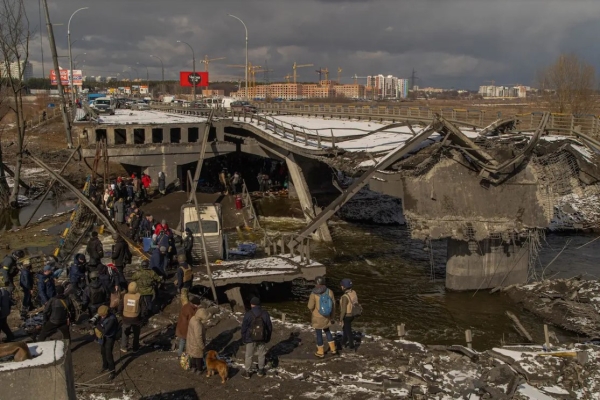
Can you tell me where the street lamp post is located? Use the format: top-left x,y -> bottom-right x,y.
177,40 -> 196,102
137,62 -> 149,95
228,14 -> 248,100
68,7 -> 88,105
150,55 -> 165,93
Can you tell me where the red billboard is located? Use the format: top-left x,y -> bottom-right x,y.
50,69 -> 82,86
180,71 -> 209,87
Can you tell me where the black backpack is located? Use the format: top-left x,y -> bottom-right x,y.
249,311 -> 266,342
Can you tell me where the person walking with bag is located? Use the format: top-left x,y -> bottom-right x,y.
307,276 -> 336,358
241,297 -> 272,379
339,278 -> 362,351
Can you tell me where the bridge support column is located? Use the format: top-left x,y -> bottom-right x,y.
107,128 -> 115,145
445,238 -> 529,291
215,122 -> 225,141
180,126 -> 189,143
126,127 -> 134,145
285,154 -> 332,242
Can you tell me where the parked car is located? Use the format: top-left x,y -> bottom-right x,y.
230,101 -> 257,114
91,97 -> 116,115
131,101 -> 150,110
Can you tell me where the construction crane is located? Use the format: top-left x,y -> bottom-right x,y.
352,74 -> 369,85
201,55 -> 226,72
293,62 -> 314,84
248,65 -> 264,88
315,67 -> 329,82
337,67 -> 342,84
253,68 -> 273,87
284,74 -> 293,83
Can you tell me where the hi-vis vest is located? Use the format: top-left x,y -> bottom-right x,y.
123,293 -> 141,318
180,265 -> 193,283
343,290 -> 359,314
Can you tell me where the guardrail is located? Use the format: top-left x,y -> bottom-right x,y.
150,103 -> 600,141
23,107 -> 62,130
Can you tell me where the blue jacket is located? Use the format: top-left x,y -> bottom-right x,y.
37,272 -> 56,304
241,306 -> 273,344
149,248 -> 166,277
70,254 -> 87,284
97,313 -> 119,338
19,269 -> 33,290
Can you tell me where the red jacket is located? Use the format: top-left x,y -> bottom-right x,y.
154,223 -> 169,236
141,175 -> 152,188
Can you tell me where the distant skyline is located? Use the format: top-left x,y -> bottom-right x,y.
23,0 -> 600,90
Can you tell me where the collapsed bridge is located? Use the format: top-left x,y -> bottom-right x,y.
74,107 -> 600,290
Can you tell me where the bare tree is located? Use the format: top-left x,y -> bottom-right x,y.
0,0 -> 30,208
538,53 -> 598,115
0,84 -> 11,209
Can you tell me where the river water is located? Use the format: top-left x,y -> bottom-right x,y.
247,199 -> 600,350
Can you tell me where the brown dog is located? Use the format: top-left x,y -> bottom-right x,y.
0,342 -> 32,362
205,350 -> 228,384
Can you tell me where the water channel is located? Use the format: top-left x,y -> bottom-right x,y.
5,194 -> 600,350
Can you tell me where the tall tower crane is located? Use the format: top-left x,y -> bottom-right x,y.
315,67 -> 329,82
284,74 -> 293,83
337,67 -> 342,84
293,62 -> 314,84
201,55 -> 226,72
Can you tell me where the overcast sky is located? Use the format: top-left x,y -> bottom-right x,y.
24,0 -> 600,89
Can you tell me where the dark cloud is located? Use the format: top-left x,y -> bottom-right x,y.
23,0 -> 600,89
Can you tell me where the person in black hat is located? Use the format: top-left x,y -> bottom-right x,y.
339,278 -> 361,351
240,297 -> 272,379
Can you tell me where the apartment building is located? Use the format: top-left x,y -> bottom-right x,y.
366,74 -> 409,99
0,60 -> 33,80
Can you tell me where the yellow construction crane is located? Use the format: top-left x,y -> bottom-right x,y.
337,67 -> 342,84
293,62 -> 314,84
201,55 -> 226,72
248,65 -> 264,88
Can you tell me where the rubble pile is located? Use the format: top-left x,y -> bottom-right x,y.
504,278 -> 600,338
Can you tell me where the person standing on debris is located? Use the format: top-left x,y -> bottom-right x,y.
230,171 -> 241,195
38,285 -> 74,341
241,297 -> 272,379
139,214 -> 154,238
129,206 -> 142,241
131,260 -> 162,320
1,250 -> 25,291
132,173 -> 141,199
150,246 -> 168,279
19,261 -> 34,317
182,228 -> 194,265
94,305 -> 118,380
84,271 -> 110,318
86,232 -> 105,272
219,169 -> 229,194
154,219 -> 169,236
176,254 -> 193,304
186,307 -> 211,374
114,197 -> 125,224
70,254 -> 88,293
120,282 -> 142,353
158,171 -> 166,195
0,282 -> 15,342
175,300 -> 198,356
141,173 -> 152,199
339,278 -> 361,351
307,276 -> 336,358
37,264 -> 57,305
112,233 -> 132,290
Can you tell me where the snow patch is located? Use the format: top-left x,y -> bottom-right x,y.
0,341 -> 63,371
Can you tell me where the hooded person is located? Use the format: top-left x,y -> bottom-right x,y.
69,254 -> 87,292
120,282 -> 142,353
240,297 -> 273,379
158,171 -> 166,195
339,278 -> 360,350
86,231 -> 105,270
186,308 -> 210,374
307,276 -> 336,358
37,264 -> 57,305
38,285 -> 75,341
83,270 -> 109,317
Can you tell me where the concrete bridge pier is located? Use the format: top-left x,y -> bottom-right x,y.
445,238 -> 529,291
285,154 -> 332,242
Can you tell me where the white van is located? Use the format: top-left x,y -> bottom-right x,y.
91,97 -> 116,115
180,203 -> 227,262
221,97 -> 236,109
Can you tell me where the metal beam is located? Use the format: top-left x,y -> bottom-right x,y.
24,150 -> 117,234
187,109 -> 215,203
288,120 -> 442,249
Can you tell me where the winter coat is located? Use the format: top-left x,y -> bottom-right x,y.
114,199 -> 125,223
86,237 -> 104,265
132,177 -> 140,193
37,273 -> 56,304
183,233 -> 194,253
307,286 -> 335,329
44,295 -> 74,325
84,280 -> 109,307
96,313 -> 119,338
158,172 -> 166,191
154,223 -> 169,237
186,308 -> 209,358
241,306 -> 273,343
175,302 -> 198,339
1,255 -> 17,287
139,218 -> 154,237
141,175 -> 152,188
19,268 -> 33,290
339,289 -> 358,320
149,248 -> 166,277
131,269 -> 161,296
69,258 -> 86,285
0,287 -> 13,319
112,237 -> 131,268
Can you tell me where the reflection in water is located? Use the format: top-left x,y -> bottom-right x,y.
237,205 -> 598,349
0,208 -> 21,231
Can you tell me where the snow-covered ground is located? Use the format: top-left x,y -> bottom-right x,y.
97,110 -> 206,125
0,341 -> 64,372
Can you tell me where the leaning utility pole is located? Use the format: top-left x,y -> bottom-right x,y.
41,0 -> 73,148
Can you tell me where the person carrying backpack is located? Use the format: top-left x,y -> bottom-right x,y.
339,278 -> 362,351
307,276 -> 336,358
240,297 -> 272,379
